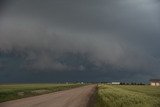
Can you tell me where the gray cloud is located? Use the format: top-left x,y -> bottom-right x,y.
0,0 -> 160,82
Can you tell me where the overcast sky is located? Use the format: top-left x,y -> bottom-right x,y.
0,0 -> 160,83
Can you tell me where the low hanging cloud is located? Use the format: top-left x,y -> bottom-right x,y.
0,0 -> 160,82
0,17 -> 159,73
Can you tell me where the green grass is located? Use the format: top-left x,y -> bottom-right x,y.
0,83 -> 83,102
94,85 -> 160,107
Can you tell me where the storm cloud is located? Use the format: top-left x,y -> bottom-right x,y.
0,0 -> 160,82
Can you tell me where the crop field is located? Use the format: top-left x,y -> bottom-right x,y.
0,83 -> 83,102
94,85 -> 160,107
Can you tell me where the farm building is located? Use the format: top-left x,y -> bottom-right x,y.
111,82 -> 120,85
150,79 -> 160,86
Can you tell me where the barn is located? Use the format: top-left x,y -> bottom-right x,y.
150,79 -> 160,86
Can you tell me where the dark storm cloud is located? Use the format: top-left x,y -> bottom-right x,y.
0,0 -> 160,82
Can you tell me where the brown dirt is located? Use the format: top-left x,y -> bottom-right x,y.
0,85 -> 96,107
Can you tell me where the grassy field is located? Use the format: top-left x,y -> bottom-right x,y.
94,85 -> 160,107
0,83 -> 83,102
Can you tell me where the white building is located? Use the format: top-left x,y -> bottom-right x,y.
111,82 -> 120,85
150,79 -> 160,86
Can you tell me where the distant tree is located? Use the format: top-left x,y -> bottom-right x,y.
120,82 -> 125,85
126,83 -> 130,85
139,82 -> 145,85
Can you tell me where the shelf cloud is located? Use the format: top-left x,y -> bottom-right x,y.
0,0 -> 160,82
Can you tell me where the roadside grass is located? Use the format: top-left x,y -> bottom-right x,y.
0,83 -> 83,102
94,85 -> 160,107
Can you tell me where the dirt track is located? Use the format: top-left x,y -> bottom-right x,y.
0,85 -> 96,107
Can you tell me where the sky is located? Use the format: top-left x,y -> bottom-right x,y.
0,0 -> 160,83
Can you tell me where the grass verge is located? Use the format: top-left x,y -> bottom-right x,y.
0,83 -> 83,103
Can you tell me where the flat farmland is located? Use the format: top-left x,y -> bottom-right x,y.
94,85 -> 160,107
1,84 -> 160,107
0,85 -> 96,107
0,83 -> 83,103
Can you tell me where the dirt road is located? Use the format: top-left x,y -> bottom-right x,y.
0,85 -> 96,107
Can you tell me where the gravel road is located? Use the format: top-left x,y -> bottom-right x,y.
0,85 -> 96,107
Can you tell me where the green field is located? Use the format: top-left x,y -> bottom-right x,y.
0,83 -> 83,102
94,85 -> 160,107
